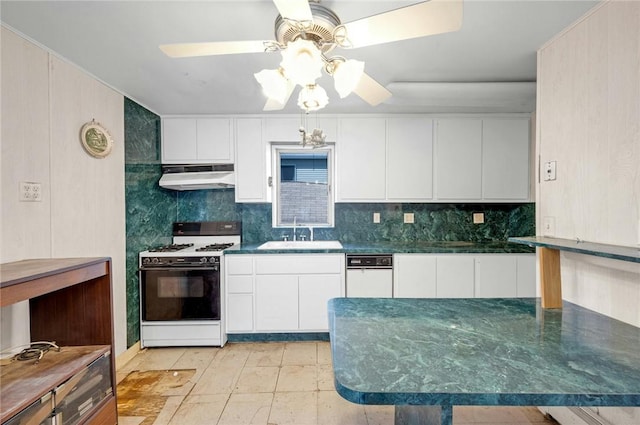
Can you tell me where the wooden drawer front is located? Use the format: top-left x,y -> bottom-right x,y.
226,256 -> 253,275
255,255 -> 343,275
227,276 -> 253,293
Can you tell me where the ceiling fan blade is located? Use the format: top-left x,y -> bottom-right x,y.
340,0 -> 463,49
272,0 -> 313,22
160,40 -> 269,58
263,85 -> 295,111
352,72 -> 392,106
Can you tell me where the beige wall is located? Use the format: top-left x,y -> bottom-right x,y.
1,27 -> 127,355
537,2 -> 639,421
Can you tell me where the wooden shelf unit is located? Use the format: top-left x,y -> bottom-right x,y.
0,257 -> 117,425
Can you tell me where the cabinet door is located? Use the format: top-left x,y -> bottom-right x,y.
235,118 -> 267,202
162,118 -> 197,162
298,274 -> 342,330
434,119 -> 482,200
255,275 -> 298,331
393,254 -> 436,298
436,256 -> 474,298
337,118 -> 386,201
387,118 -> 433,201
474,255 -> 517,298
516,254 -> 536,297
197,118 -> 233,162
482,119 -> 530,200
227,294 -> 253,332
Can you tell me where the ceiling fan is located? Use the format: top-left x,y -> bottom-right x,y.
160,0 -> 463,112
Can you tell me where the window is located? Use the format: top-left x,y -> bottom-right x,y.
271,143 -> 334,227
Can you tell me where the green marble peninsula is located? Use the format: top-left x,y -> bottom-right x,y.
328,297 -> 640,425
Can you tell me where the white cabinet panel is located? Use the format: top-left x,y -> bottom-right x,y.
255,254 -> 342,274
255,275 -> 298,331
264,117 -> 337,142
162,118 -> 196,162
162,118 -> 233,163
227,294 -> 253,332
226,256 -> 253,275
227,276 -> 253,293
436,256 -> 475,298
516,254 -> 536,297
393,254 -> 437,298
298,275 -> 342,330
482,119 -> 530,200
434,119 -> 483,200
387,118 -> 433,200
337,118 -> 386,201
474,255 -> 517,298
235,118 -> 267,202
346,269 -> 393,297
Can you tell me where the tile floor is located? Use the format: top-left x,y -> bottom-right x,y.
117,341 -> 558,425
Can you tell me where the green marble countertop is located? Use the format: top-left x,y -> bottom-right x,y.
328,298 -> 640,409
509,236 -> 640,263
225,240 -> 535,255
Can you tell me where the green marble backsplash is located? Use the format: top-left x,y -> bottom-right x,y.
124,98 -> 535,348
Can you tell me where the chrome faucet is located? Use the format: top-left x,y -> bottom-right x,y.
308,226 -> 314,241
292,216 -> 297,242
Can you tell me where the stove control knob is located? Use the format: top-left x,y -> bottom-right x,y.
200,257 -> 208,264
142,257 -> 150,265
151,257 -> 159,264
209,257 -> 216,264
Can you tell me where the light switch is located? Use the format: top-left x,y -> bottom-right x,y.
473,212 -> 484,224
403,213 -> 414,224
373,212 -> 381,223
542,216 -> 555,236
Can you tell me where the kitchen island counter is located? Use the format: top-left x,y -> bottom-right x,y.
225,240 -> 534,255
328,297 -> 640,425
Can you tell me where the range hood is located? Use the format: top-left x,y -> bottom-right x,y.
159,164 -> 235,191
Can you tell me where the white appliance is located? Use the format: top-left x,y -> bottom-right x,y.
159,164 -> 235,191
138,221 -> 241,347
346,254 -> 393,297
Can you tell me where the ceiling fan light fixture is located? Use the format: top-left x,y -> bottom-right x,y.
332,59 -> 365,98
254,68 -> 291,104
297,84 -> 329,112
280,39 -> 324,86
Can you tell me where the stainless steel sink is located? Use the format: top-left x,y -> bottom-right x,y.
257,240 -> 343,250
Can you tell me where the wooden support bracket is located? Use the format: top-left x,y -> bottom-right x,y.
539,247 -> 563,309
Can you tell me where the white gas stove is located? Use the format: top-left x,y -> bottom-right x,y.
138,221 -> 241,348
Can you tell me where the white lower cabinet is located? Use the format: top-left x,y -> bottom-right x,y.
393,253 -> 536,298
225,254 -> 345,333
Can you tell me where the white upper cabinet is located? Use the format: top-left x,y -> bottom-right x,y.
235,118 -> 267,202
162,117 -> 233,163
434,119 -> 483,200
337,118 -> 386,201
482,118 -> 530,200
264,116 -> 337,143
386,117 -> 433,201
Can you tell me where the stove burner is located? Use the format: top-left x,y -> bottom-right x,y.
14,341 -> 60,363
195,243 -> 234,252
148,243 -> 194,252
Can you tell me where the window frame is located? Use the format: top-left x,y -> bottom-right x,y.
270,142 -> 335,228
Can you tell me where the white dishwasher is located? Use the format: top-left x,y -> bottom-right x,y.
346,254 -> 393,297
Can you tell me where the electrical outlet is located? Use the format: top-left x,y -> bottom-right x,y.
19,182 -> 42,202
544,161 -> 557,181
542,216 -> 555,237
373,212 -> 381,223
403,213 -> 414,224
473,212 -> 485,224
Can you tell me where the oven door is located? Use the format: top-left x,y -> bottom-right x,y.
140,267 -> 220,321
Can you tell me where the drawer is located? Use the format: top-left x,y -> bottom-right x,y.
226,256 -> 253,275
255,254 -> 343,274
227,276 -> 253,293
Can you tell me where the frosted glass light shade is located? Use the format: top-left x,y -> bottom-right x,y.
297,84 -> 329,112
280,39 -> 323,86
254,68 -> 291,104
333,59 -> 365,98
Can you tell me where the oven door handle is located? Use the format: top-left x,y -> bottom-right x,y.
139,267 -> 219,272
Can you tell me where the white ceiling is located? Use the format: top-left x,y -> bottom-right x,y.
1,0 -> 599,116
